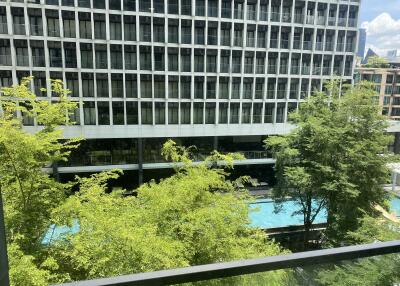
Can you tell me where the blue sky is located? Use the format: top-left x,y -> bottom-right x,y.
360,0 -> 400,55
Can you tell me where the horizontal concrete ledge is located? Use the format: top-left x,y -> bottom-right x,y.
46,158 -> 277,174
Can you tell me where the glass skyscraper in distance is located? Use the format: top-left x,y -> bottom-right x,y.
0,0 -> 360,184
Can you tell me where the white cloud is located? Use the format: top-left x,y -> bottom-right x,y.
361,13 -> 400,56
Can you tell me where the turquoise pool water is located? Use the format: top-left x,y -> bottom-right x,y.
390,197 -> 400,217
249,199 -> 327,229
42,197 -> 400,244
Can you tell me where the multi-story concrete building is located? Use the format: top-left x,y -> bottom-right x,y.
355,67 -> 400,120
0,0 -> 360,185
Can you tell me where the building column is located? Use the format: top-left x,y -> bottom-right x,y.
137,138 -> 143,186
213,136 -> 218,151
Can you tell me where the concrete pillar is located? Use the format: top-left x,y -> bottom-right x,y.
137,138 -> 143,186
213,136 -> 218,151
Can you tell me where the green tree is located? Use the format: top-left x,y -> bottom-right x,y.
364,56 -> 390,68
265,81 -> 393,246
0,77 -> 79,285
317,216 -> 400,286
0,77 -> 79,251
49,141 -> 290,285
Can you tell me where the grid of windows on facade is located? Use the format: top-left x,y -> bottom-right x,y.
0,0 -> 358,126
356,71 -> 400,119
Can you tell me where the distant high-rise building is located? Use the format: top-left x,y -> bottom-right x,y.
0,0 -> 360,185
357,28 -> 366,59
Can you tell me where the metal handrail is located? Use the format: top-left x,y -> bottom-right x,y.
55,240 -> 400,286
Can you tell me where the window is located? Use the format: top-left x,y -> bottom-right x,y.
194,54 -> 204,72
66,73 -> 79,97
193,102 -> 204,124
230,103 -> 239,123
206,78 -> 216,99
168,52 -> 178,71
168,103 -> 179,124
98,101 -> 110,125
231,79 -> 241,99
109,0 -> 122,10
141,76 -> 152,98
205,103 -> 216,124
112,102 -> 124,125
83,101 -> 96,125
154,51 -> 165,71
96,74 -> 109,98
47,17 -> 60,37
94,15 -> 106,39
181,103 -> 191,124
126,75 -> 137,98
154,77 -> 165,98
63,18 -> 75,38
125,46 -> 137,70
124,16 -> 136,41
154,23 -> 165,42
126,102 -> 138,124
181,53 -> 191,72
194,77 -> 204,99
82,73 -> 94,97
181,0 -> 191,15
168,23 -> 179,43
155,102 -> 165,124
111,76 -> 124,98
219,103 -> 228,123
79,13 -> 92,39
110,15 -> 122,40
29,16 -> 43,36
196,0 -> 205,16
180,77 -> 191,99
241,103 -> 251,123
141,102 -> 153,124
111,45 -> 123,69
168,77 -> 178,98
80,44 -> 93,68
95,45 -> 108,69
264,103 -> 274,123
140,48 -> 151,70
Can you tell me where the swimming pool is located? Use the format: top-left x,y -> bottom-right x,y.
249,196 -> 400,229
42,197 -> 400,244
249,199 -> 327,229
